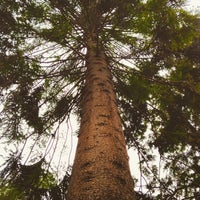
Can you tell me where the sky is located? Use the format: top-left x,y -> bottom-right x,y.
185,0 -> 200,12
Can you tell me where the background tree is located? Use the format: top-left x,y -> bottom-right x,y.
0,0 -> 200,199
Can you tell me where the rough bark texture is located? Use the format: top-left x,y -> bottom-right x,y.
66,36 -> 136,200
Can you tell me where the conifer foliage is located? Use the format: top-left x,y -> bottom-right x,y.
0,0 -> 200,199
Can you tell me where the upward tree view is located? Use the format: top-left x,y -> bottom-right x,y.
0,0 -> 199,199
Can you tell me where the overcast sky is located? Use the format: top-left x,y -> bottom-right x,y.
186,0 -> 200,12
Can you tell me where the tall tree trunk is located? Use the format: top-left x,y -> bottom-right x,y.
66,34 -> 136,200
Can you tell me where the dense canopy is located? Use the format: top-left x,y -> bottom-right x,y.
0,0 -> 200,199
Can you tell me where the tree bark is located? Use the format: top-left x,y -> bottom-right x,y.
66,35 -> 136,200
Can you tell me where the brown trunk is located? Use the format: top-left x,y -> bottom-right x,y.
66,35 -> 135,200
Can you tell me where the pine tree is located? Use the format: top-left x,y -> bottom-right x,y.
0,0 -> 199,199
